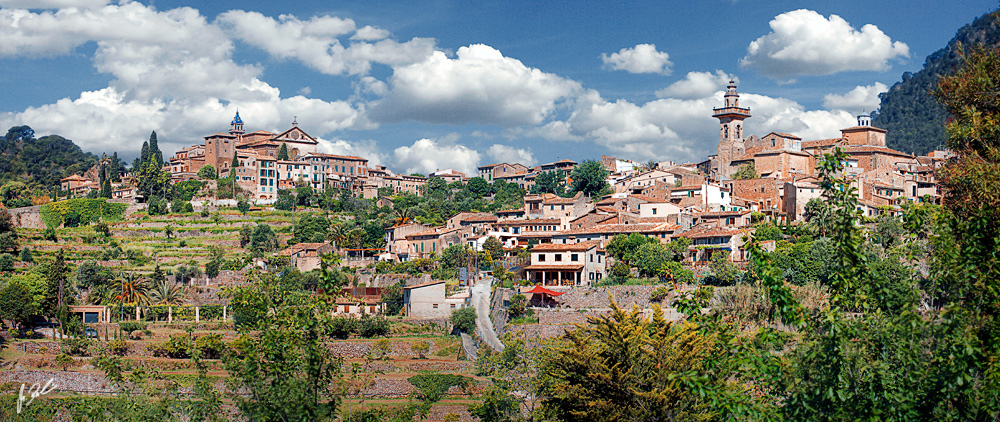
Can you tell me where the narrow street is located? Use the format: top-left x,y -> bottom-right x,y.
470,275 -> 504,352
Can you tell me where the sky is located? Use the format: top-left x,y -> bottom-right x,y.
0,0 -> 995,176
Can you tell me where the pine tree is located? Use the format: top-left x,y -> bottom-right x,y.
277,143 -> 289,160
99,165 -> 112,198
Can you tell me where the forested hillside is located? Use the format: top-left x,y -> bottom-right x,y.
0,126 -> 98,190
873,10 -> 1000,155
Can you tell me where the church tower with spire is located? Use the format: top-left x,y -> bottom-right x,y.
712,79 -> 751,176
229,110 -> 245,141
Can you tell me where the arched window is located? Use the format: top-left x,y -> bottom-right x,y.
736,124 -> 741,137
724,127 -> 729,139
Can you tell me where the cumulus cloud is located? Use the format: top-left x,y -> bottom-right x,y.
393,136 -> 481,175
534,84 -> 858,163
0,0 -> 109,9
374,44 -> 582,126
600,44 -> 672,75
486,144 -> 535,166
216,10 -> 436,75
656,70 -> 732,99
0,3 -> 366,157
317,138 -> 386,166
822,82 -> 888,111
351,25 -> 389,41
740,9 -> 909,80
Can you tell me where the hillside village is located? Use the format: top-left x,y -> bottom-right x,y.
54,80 -> 948,280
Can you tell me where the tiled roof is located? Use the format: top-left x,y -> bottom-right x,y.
305,152 -> 367,161
524,264 -> 586,271
842,146 -> 912,157
531,240 -> 601,251
801,138 -> 843,149
841,126 -> 888,133
497,218 -> 561,226
697,210 -> 751,217
562,223 -> 678,236
679,226 -> 745,239
402,280 -> 446,290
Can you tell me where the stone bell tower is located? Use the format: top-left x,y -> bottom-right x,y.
712,79 -> 751,176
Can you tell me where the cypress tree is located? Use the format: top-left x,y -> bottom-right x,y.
232,152 -> 240,169
140,141 -> 149,165
277,143 -> 289,160
149,131 -> 162,168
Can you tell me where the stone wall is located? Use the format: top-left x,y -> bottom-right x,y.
9,205 -> 45,229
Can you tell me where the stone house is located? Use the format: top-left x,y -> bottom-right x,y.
524,240 -> 607,287
403,280 -> 469,318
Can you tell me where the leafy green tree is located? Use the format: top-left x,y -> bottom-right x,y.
605,233 -> 658,265
450,306 -> 476,333
568,159 -> 611,198
483,236 -> 504,261
205,246 -> 225,278
19,246 -> 33,264
466,177 -> 490,197
473,332 -> 547,421
531,170 -> 566,196
539,303 -> 732,421
0,209 -> 19,253
440,244 -> 474,270
381,283 -> 404,315
753,220 -> 782,241
237,199 -> 250,215
0,181 -> 31,208
291,215 -> 331,245
223,277 -> 343,421
197,164 -> 217,180
733,162 -> 758,179
276,143 -> 290,160
274,189 -> 295,211
250,224 -> 279,257
0,280 -> 34,329
633,242 -> 670,277
0,252 -> 11,271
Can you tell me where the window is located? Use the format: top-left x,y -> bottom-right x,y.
590,254 -> 594,262
450,303 -> 456,308
538,254 -> 546,262
571,254 -> 579,261
433,304 -> 439,309
598,255 -> 602,263
555,254 -> 562,262
561,205 -> 565,210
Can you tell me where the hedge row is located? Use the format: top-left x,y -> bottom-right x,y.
39,199 -> 127,228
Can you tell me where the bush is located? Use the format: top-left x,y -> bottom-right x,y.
200,209 -> 210,217
43,227 -> 57,242
0,254 -> 13,271
194,334 -> 227,359
450,307 -> 476,334
649,286 -> 671,303
118,321 -> 146,334
159,334 -> 192,359
407,374 -> 473,403
330,317 -> 358,339
61,338 -> 92,356
411,340 -> 430,359
507,294 -> 527,320
107,338 -> 128,356
54,353 -> 73,371
358,315 -> 390,338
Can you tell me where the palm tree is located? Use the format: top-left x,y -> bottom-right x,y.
393,206 -> 422,226
328,223 -> 348,248
148,280 -> 186,305
87,283 -> 114,305
114,271 -> 150,306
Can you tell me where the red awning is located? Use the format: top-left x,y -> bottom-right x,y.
522,285 -> 565,296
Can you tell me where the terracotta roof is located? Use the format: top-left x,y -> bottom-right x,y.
675,195 -> 704,209
204,132 -> 236,139
842,146 -> 912,157
402,280 -> 446,290
697,210 -> 751,217
531,240 -> 601,251
453,212 -> 497,223
679,226 -> 745,239
60,174 -> 89,181
497,209 -> 524,214
542,193 -> 579,205
596,206 -> 618,213
305,152 -> 367,161
562,223 -> 678,236
769,132 -> 802,139
524,264 -> 586,271
629,194 -> 667,203
801,138 -> 843,149
497,218 -> 561,226
671,185 -> 702,191
406,226 -> 462,238
841,126 -> 888,133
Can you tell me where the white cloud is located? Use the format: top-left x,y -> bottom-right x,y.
486,144 -> 535,166
393,136 -> 481,175
317,138 -> 386,166
0,3 -> 367,158
351,25 -> 389,41
216,10 -> 436,76
298,86 -> 312,95
822,82 -> 888,111
375,44 -> 582,126
601,44 -> 672,75
740,9 -> 909,80
0,0 -> 109,9
656,70 -> 732,99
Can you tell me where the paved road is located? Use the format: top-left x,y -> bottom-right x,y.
470,276 -> 504,352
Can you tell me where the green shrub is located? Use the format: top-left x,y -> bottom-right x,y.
61,338 -> 92,356
107,338 -> 128,356
358,315 -> 390,338
40,199 -> 127,228
194,334 -> 226,359
450,307 -> 476,334
118,321 -> 146,333
407,374 -> 473,403
159,334 -> 192,359
330,316 -> 359,339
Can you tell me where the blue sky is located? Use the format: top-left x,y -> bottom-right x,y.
0,0 -> 994,175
